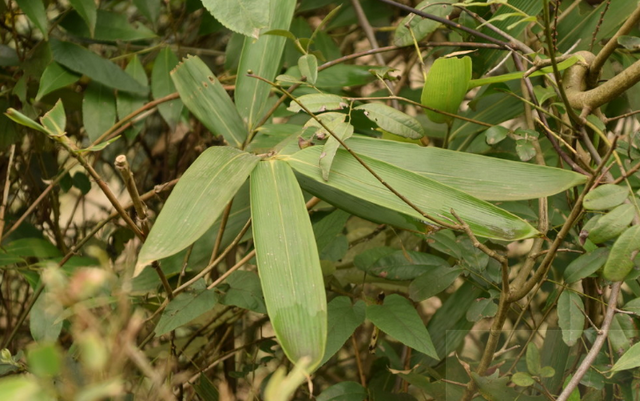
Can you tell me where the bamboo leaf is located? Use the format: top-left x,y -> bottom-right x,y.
137,147 -> 260,272
285,147 -> 539,241
557,291 -> 584,346
345,136 -> 587,201
152,48 -> 182,129
171,55 -> 247,147
251,160 -> 327,371
355,103 -> 425,139
366,294 -> 438,359
421,56 -> 472,124
50,39 -> 149,95
235,0 -> 296,130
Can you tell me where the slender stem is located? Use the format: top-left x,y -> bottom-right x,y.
588,3 -> 640,86
0,144 -> 16,239
556,282 -> 621,401
375,0 -> 512,50
115,155 -> 150,236
206,251 -> 256,290
252,75 -> 459,230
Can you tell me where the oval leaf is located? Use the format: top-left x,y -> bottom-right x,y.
298,54 -> 318,85
366,294 -> 438,359
603,225 -> 640,282
137,146 -> 260,271
394,0 -> 454,47
611,341 -> 640,372
355,103 -> 425,139
251,160 -> 327,371
563,248 -> 609,283
410,266 -> 462,301
83,82 -> 116,142
583,184 -> 629,210
36,62 -> 80,101
587,203 -> 635,244
557,291 -> 585,346
285,147 -> 539,241
321,297 -> 365,366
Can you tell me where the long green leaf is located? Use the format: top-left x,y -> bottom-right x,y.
49,39 -> 148,95
251,160 -> 327,372
366,294 -> 438,359
136,146 -> 260,272
171,55 -> 247,147
152,48 -> 182,129
284,147 -> 539,241
235,0 -> 296,131
346,136 -> 587,201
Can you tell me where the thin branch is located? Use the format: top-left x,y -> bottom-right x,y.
0,144 -> 16,238
556,282 -> 621,401
375,0 -> 512,50
588,2 -> 640,86
250,74 -> 460,230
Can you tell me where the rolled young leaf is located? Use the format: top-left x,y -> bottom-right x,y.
136,146 -> 260,273
421,56 -> 472,124
251,160 -> 327,372
284,147 -> 539,241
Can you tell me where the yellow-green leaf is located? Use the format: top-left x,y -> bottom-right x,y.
421,56 -> 472,124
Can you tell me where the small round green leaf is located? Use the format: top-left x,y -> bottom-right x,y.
587,203 -> 635,244
511,372 -> 535,387
583,184 -> 629,210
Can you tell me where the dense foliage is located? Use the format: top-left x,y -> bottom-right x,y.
2,0 -> 640,400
